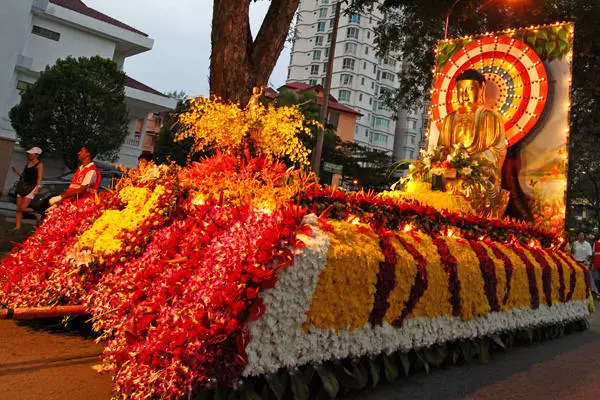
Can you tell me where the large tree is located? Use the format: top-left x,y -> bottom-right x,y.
10,56 -> 128,169
210,0 -> 300,103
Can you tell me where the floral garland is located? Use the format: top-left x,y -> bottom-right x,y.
299,187 -> 566,249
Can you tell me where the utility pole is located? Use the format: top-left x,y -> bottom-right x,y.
311,0 -> 342,176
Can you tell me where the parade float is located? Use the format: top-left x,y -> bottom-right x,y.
0,22 -> 592,400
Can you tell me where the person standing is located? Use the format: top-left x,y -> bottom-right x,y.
12,147 -> 43,229
49,145 -> 101,207
593,237 -> 600,297
572,232 -> 598,297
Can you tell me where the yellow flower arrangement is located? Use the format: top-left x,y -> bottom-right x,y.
380,181 -> 475,215
542,253 -> 562,304
176,97 -> 248,156
391,232 -> 453,320
480,244 -> 510,311
304,221 -> 383,331
444,238 -> 491,320
559,255 -> 588,301
176,96 -> 314,165
490,244 -> 532,309
382,237 -> 419,323
76,185 -> 166,256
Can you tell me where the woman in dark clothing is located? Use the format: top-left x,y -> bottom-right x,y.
12,147 -> 44,230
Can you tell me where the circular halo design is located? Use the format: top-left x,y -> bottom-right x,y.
430,36 -> 549,147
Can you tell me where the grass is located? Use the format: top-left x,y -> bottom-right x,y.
0,214 -> 35,256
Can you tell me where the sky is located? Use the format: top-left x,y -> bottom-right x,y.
84,0 -> 291,97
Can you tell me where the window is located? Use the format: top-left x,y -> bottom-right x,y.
346,27 -> 359,39
381,71 -> 395,82
342,58 -> 355,70
363,61 -> 367,69
330,18 -> 335,28
361,77 -> 365,85
344,42 -> 357,54
365,46 -> 369,55
373,133 -> 388,145
369,97 -> 373,105
348,13 -> 361,24
340,74 -> 353,86
359,93 -> 363,101
323,62 -> 329,72
410,150 -> 415,159
327,33 -> 332,43
412,120 -> 417,129
369,17 -> 373,24
315,36 -> 324,46
317,22 -> 326,32
310,64 -> 320,75
376,70 -> 381,80
32,25 -> 60,41
374,117 -> 390,130
338,89 -> 351,102
371,82 -> 375,89
367,31 -> 371,39
321,0 -> 329,3
373,64 -> 377,73
323,48 -> 329,58
313,50 -> 321,60
16,80 -> 31,93
410,136 -> 415,144
319,7 -> 328,18
309,79 -> 318,86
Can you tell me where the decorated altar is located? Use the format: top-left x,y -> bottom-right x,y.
0,22 -> 592,400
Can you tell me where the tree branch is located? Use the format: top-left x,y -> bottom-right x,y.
249,0 -> 300,85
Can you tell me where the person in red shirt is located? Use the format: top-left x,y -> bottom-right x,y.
49,145 -> 102,206
594,238 -> 600,297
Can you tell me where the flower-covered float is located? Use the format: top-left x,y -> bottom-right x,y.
0,91 -> 592,400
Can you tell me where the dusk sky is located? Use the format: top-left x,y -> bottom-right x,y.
84,0 -> 291,97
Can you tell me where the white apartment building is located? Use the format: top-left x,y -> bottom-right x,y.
286,0 -> 426,161
0,0 -> 176,193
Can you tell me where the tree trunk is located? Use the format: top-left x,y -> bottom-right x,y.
210,0 -> 300,104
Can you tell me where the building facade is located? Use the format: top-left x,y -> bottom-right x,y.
0,0 -> 175,193
286,0 -> 426,161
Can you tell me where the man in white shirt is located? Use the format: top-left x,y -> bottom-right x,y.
572,232 -> 598,296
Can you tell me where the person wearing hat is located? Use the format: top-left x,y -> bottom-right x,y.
11,147 -> 44,229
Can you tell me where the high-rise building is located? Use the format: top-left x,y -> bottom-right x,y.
286,0 -> 426,161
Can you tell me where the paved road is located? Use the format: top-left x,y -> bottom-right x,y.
0,307 -> 598,399
347,304 -> 600,400
0,320 -> 111,400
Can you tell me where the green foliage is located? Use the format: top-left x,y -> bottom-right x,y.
9,56 -> 128,170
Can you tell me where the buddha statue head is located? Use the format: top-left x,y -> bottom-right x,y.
455,69 -> 486,111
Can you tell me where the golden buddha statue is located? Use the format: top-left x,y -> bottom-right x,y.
438,69 -> 508,217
